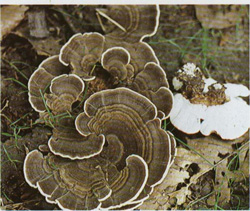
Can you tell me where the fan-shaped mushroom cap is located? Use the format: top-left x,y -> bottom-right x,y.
97,5 -> 160,43
101,47 -> 134,81
126,130 -> 177,206
76,88 -> 173,198
28,55 -> 69,112
59,32 -> 105,81
44,74 -> 84,114
24,150 -> 109,209
104,37 -> 159,74
128,62 -> 173,119
24,150 -> 148,210
100,154 -> 148,209
131,62 -> 169,90
48,118 -> 105,160
170,63 -> 250,140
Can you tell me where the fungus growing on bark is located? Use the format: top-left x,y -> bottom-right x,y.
76,88 -> 174,202
24,150 -> 148,210
170,63 -> 250,140
59,32 -> 105,81
96,5 -> 160,43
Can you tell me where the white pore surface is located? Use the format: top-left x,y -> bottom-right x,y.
203,77 -> 217,93
201,98 -> 250,139
224,83 -> 250,98
170,94 -> 206,134
170,91 -> 250,140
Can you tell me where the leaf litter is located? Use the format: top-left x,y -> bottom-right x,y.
139,134 -> 249,210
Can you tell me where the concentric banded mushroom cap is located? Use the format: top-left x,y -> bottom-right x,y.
100,154 -> 148,209
76,88 -> 173,201
48,117 -> 105,160
59,32 -> 105,81
128,62 -> 173,119
170,63 -> 250,140
28,55 -> 69,112
97,5 -> 160,43
24,150 -> 149,210
101,47 -> 134,81
104,37 -> 159,74
24,5 -> 176,210
45,74 -> 85,114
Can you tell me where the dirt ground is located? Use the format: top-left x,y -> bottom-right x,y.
1,5 -> 249,210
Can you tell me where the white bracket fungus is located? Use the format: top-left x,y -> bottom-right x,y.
170,63 -> 250,140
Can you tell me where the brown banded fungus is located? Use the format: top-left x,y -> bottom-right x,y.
96,5 -> 160,43
127,62 -> 173,119
76,88 -> 175,203
45,74 -> 85,114
170,63 -> 250,140
25,86 -> 175,209
25,5 -> 176,209
101,47 -> 173,119
101,47 -> 134,81
24,150 -> 148,210
53,31 -> 172,119
104,27 -> 159,75
28,55 -> 69,112
59,32 -> 105,81
97,5 -> 160,74
48,118 -> 105,160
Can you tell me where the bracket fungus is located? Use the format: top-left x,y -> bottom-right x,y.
96,5 -> 160,43
24,150 -> 148,210
59,32 -> 105,81
97,5 -> 160,74
24,5 -> 176,210
104,34 -> 159,75
75,88 -> 175,202
24,87 -> 176,210
101,47 -> 134,81
170,63 -> 250,140
45,74 -> 85,114
127,62 -> 173,119
48,118 -> 105,160
28,55 -> 69,112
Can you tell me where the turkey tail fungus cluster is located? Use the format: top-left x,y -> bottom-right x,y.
24,5 -> 176,210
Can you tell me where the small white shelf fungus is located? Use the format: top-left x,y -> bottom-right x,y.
170,63 -> 250,140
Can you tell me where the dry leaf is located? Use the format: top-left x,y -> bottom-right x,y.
195,5 -> 246,29
187,136 -> 249,204
140,134 -> 249,209
139,147 -> 210,209
0,5 -> 28,40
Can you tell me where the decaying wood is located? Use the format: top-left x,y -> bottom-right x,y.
28,9 -> 49,38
